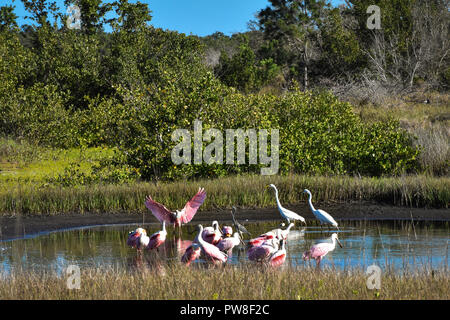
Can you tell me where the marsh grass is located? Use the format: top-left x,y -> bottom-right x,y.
0,174 -> 448,216
0,264 -> 447,300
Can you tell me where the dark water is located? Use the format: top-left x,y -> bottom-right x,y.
0,220 -> 448,275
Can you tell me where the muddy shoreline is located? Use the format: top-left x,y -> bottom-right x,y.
1,202 -> 449,241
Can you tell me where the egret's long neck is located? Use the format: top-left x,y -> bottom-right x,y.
307,192 -> 315,211
162,222 -> 166,232
273,187 -> 282,209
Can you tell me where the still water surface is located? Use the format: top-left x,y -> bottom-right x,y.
0,220 -> 448,275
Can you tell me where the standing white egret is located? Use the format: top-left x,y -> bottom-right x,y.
303,189 -> 339,230
267,184 -> 306,225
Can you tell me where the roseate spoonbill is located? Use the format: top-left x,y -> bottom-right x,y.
230,206 -> 251,237
127,227 -> 150,251
221,226 -> 233,238
196,225 -> 228,264
303,233 -> 343,267
202,220 -> 222,245
145,187 -> 206,229
248,228 -> 280,247
247,238 -> 279,263
269,239 -> 287,267
248,223 -> 287,247
181,242 -> 201,266
267,184 -> 306,225
216,232 -> 241,252
303,189 -> 339,230
147,222 -> 167,251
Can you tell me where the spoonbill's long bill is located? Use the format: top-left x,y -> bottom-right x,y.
202,220 -> 222,245
303,189 -> 339,230
147,222 -> 167,251
196,224 -> 228,264
268,184 -> 306,225
303,233 -> 343,267
145,187 -> 206,228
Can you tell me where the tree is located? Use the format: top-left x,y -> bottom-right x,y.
65,0 -> 112,35
258,0 -> 331,90
21,0 -> 59,28
0,5 -> 18,32
112,0 -> 152,32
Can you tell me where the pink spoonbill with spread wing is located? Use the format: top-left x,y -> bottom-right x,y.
145,187 -> 206,229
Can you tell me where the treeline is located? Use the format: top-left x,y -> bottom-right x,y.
206,0 -> 449,94
0,0 -> 446,181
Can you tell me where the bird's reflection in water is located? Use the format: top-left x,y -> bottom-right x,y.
127,253 -> 167,276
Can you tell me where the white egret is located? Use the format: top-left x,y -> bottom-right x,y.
303,189 -> 339,230
267,184 -> 306,225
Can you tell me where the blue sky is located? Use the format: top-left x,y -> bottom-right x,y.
5,0 -> 345,36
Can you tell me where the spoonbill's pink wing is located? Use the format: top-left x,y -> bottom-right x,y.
127,233 -> 140,248
201,241 -> 227,263
216,238 -> 234,251
180,188 -> 206,224
309,243 -> 331,259
248,245 -> 274,262
148,232 -> 165,250
269,250 -> 286,267
145,196 -> 174,224
181,244 -> 201,265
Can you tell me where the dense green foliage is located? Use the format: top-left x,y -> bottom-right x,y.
1,0 -> 444,182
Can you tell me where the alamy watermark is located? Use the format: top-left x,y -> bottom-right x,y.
66,4 -> 81,30
367,5 -> 381,30
66,264 -> 81,289
366,264 -> 381,290
171,119 -> 279,175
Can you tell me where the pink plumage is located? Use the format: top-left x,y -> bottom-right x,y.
269,240 -> 286,267
181,243 -> 201,266
249,233 -> 275,247
145,188 -> 206,228
221,226 -> 233,236
247,244 -> 277,262
127,231 -> 140,248
147,222 -> 167,251
201,221 -> 221,245
303,233 -> 342,266
197,225 -> 227,264
216,233 -> 240,252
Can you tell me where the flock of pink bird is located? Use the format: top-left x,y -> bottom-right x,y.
126,186 -> 344,268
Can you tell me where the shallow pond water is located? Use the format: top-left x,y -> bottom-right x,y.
0,220 -> 448,275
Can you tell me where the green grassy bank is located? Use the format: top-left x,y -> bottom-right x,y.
1,174 -> 448,216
